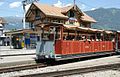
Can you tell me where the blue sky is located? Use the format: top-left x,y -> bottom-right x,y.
0,0 -> 120,17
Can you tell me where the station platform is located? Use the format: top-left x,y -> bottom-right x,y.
0,46 -> 36,67
0,55 -> 36,67
0,46 -> 35,56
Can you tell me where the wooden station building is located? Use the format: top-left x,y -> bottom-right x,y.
25,2 -> 96,29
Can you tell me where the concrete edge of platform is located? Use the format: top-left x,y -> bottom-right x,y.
0,53 -> 36,57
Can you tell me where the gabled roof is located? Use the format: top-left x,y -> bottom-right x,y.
61,5 -> 74,13
33,2 -> 68,19
5,29 -> 39,35
81,12 -> 97,23
27,2 -> 96,23
61,5 -> 96,22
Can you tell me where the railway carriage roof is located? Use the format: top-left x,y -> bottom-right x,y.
63,25 -> 113,34
104,31 -> 113,34
40,22 -> 113,34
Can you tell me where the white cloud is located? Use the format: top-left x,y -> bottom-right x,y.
0,2 -> 4,6
53,0 -> 72,8
25,4 -> 31,12
80,4 -> 86,10
64,3 -> 72,7
15,15 -> 19,17
91,8 -> 96,10
53,0 -> 63,8
9,1 -> 22,8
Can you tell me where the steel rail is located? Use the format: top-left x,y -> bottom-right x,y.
0,63 -> 47,73
19,63 -> 120,77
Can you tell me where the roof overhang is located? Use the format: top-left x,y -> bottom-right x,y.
4,29 -> 40,35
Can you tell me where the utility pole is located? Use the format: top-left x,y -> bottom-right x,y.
74,0 -> 75,6
73,0 -> 76,10
22,1 -> 26,29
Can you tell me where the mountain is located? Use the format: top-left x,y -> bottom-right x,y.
85,8 -> 120,30
3,8 -> 120,31
4,16 -> 29,30
4,17 -> 23,30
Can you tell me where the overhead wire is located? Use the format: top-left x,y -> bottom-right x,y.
76,0 -> 95,8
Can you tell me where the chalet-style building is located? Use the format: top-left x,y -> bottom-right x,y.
25,2 -> 96,30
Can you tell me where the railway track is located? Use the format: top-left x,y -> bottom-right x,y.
0,63 -> 47,73
0,55 -> 119,76
19,63 -> 120,77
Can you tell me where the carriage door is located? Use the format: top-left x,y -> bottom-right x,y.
118,33 -> 120,50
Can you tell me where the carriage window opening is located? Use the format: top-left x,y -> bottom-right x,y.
109,34 -> 115,42
87,35 -> 91,41
63,31 -> 76,40
41,27 -> 54,41
76,35 -> 82,40
64,35 -> 75,40
104,34 -> 110,41
96,33 -> 102,41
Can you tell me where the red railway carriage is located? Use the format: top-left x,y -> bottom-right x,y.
36,23 -> 116,60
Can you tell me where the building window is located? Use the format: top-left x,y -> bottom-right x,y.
60,20 -> 64,23
68,10 -> 75,17
69,21 -> 74,24
29,22 -> 34,29
35,9 -> 41,20
44,18 -> 51,23
0,26 -> 2,28
52,19 -> 58,23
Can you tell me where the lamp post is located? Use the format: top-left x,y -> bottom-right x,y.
22,0 -> 27,29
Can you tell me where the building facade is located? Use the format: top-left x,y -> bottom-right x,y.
0,17 -> 7,46
25,2 -> 96,30
5,29 -> 40,49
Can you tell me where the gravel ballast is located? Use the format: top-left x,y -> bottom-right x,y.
65,70 -> 120,77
